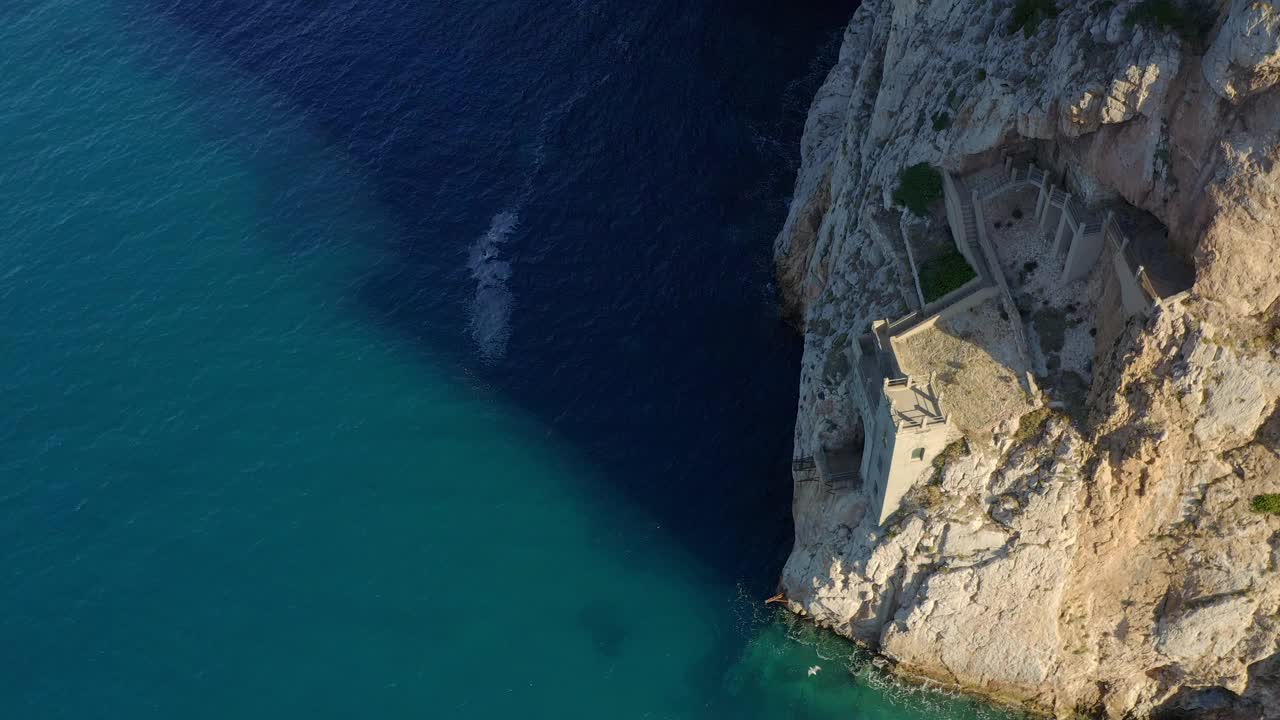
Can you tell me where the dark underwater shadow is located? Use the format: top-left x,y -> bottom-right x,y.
126,0 -> 856,593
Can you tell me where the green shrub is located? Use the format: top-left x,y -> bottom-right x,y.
918,249 -> 977,302
975,68 -> 987,82
1250,494 -> 1280,516
1012,407 -> 1055,444
920,485 -> 944,509
1009,0 -> 1060,37
892,163 -> 944,216
932,111 -> 952,131
1125,0 -> 1216,44
933,438 -> 971,473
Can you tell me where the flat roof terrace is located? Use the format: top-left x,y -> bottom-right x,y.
890,293 -> 1036,441
884,379 -> 944,429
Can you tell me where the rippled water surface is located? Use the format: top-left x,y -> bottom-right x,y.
2,1 -> 1026,717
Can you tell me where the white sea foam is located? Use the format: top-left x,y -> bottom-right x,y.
465,71 -> 613,363
464,80 -> 602,362
467,209 -> 519,363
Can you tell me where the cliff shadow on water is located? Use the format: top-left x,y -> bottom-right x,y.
128,0 -> 859,591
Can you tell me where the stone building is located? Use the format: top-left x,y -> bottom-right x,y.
858,374 -> 950,525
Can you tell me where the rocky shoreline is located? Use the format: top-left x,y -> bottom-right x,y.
773,1 -> 1280,717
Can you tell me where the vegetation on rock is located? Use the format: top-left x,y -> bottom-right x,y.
1009,0 -> 1060,37
1125,0 -> 1216,45
933,437 -> 971,474
1250,494 -> 1280,516
918,248 -> 977,302
892,162 -> 943,216
1012,406 -> 1055,444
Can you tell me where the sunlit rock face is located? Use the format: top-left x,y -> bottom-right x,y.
1204,0 -> 1280,102
774,0 -> 1280,717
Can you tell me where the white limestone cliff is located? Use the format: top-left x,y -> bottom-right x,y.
773,1 -> 1280,717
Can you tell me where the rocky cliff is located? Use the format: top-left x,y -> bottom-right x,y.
774,0 -> 1280,717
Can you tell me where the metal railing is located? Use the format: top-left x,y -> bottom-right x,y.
1138,267 -> 1160,303
1105,218 -> 1126,253
1106,216 -> 1147,291
970,173 -> 1008,200
885,311 -> 921,335
1063,210 -> 1080,235
822,469 -> 859,495
1103,213 -> 1171,311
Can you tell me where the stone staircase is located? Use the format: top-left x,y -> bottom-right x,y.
955,177 -> 991,284
792,447 -> 861,496
821,447 -> 862,496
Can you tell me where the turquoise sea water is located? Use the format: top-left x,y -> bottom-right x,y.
1,1 -> 1027,718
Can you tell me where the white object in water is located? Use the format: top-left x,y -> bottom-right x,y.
807,665 -> 821,676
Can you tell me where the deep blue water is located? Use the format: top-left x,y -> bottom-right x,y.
1,1 -> 1020,717
140,0 -> 849,583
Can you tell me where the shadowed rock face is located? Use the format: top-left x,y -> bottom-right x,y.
1153,650 -> 1280,719
773,1 -> 1280,717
